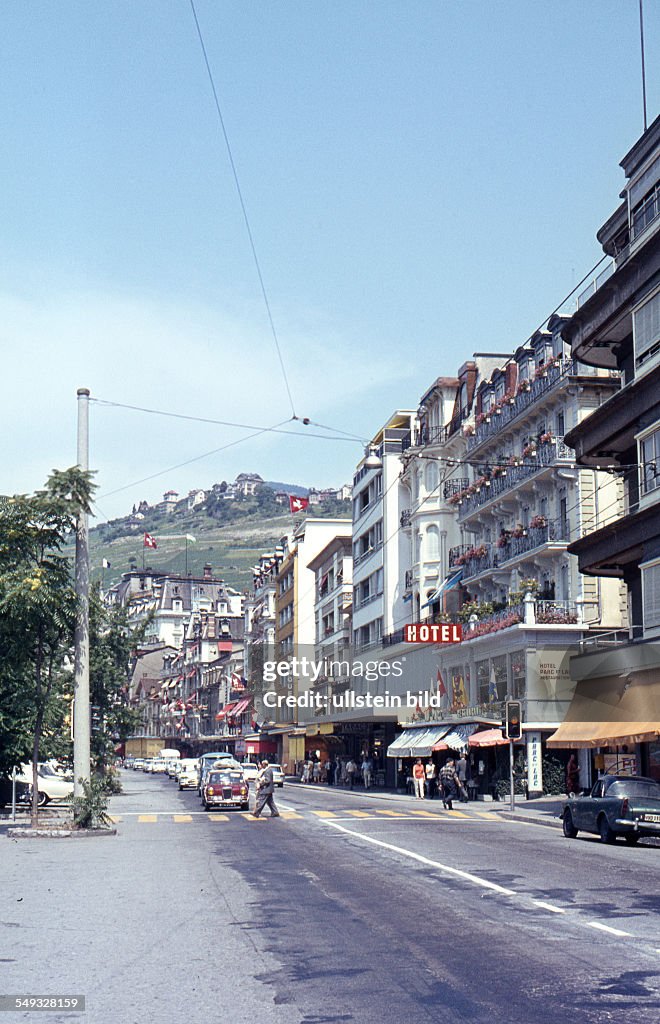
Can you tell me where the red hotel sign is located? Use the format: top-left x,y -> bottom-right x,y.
404,623 -> 462,644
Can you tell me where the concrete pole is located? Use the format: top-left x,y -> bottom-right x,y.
73,388 -> 91,797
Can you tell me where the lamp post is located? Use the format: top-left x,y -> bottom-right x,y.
73,388 -> 91,798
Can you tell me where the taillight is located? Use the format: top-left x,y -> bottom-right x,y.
621,797 -> 629,816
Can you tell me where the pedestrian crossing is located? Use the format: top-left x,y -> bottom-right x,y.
110,807 -> 502,826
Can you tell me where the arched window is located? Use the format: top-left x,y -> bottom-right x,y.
425,461 -> 439,493
426,525 -> 440,560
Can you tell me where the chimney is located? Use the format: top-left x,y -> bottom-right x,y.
203,564 -> 213,580
505,362 -> 518,394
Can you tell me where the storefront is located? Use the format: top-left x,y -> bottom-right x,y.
547,673 -> 660,783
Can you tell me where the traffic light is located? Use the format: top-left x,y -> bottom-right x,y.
504,701 -> 522,740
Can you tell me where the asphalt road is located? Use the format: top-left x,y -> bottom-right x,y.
2,770 -> 659,1024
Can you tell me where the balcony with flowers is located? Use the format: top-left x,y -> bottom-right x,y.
456,434 -> 574,519
457,517 -> 570,582
466,357 -> 619,453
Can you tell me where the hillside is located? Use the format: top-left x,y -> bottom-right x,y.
89,488 -> 352,592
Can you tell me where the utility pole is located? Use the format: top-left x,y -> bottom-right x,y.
73,388 -> 91,797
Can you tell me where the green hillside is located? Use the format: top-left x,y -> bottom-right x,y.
88,488 -> 351,592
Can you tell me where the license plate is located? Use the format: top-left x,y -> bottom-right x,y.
642,813 -> 660,823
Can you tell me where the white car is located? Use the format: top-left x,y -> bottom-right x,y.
151,758 -> 167,773
240,762 -> 259,783
178,759 -> 200,790
16,764 -> 74,806
270,764 -> 285,788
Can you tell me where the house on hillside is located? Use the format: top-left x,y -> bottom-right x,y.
187,489 -> 207,511
162,490 -> 179,513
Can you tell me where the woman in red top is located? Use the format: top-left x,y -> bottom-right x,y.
412,759 -> 426,799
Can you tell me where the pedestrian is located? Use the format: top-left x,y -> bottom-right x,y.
455,751 -> 469,802
412,758 -> 426,799
566,753 -> 580,797
327,758 -> 335,786
313,760 -> 321,785
252,760 -> 280,818
361,756 -> 373,790
301,761 -> 311,784
425,759 -> 437,799
346,758 -> 357,790
439,758 -> 459,810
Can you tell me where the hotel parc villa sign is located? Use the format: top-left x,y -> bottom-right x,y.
404,623 -> 462,644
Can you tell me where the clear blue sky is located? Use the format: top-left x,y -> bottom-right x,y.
1,0 -> 658,520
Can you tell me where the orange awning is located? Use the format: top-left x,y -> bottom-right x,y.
469,728 -> 508,747
546,674 -> 660,749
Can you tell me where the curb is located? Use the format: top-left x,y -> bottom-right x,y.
7,827 -> 118,839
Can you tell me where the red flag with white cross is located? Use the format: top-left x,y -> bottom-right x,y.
288,495 -> 309,514
143,532 -> 157,549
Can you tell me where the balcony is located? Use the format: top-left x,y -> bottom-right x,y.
404,568 -> 414,591
400,509 -> 412,528
443,478 -> 470,500
457,519 -> 571,580
466,359 -> 619,452
456,437 -> 574,519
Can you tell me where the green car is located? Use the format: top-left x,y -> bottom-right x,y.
562,775 -> 660,845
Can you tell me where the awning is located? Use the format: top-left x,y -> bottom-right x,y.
432,723 -> 479,752
217,702 -> 237,719
469,728 -> 508,748
387,725 -> 451,758
421,569 -> 463,609
231,697 -> 252,718
546,674 -> 660,748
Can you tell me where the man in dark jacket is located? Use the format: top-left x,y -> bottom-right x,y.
439,759 -> 459,810
252,760 -> 280,818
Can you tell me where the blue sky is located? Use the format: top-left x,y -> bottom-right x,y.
1,1 -> 659,520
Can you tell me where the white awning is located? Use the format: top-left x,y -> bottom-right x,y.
387,725 -> 451,758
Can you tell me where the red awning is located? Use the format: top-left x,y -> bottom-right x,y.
217,702 -> 237,719
231,697 -> 252,718
469,728 -> 508,747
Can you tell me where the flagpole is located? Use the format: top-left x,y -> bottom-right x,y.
185,536 -> 188,575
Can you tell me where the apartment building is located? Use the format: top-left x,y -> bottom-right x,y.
551,114 -> 660,779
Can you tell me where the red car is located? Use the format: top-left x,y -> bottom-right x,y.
201,769 -> 249,811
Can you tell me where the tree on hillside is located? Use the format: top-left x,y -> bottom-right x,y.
0,467 -> 94,824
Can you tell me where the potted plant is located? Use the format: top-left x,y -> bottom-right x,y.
529,514 -> 547,529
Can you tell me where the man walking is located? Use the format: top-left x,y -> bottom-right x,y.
361,756 -> 373,790
252,760 -> 280,818
439,758 -> 459,810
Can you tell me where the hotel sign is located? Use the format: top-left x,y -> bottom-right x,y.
404,623 -> 462,644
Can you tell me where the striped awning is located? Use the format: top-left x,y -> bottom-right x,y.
387,725 -> 451,758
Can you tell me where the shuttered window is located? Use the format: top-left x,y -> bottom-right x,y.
642,561 -> 660,629
634,291 -> 660,370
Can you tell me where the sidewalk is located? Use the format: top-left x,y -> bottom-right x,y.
286,778 -> 564,828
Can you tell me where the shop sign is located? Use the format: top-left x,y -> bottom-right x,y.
404,623 -> 462,644
603,754 -> 637,776
526,732 -> 543,794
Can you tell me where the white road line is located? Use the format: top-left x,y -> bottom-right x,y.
532,901 -> 566,914
587,922 -> 633,937
322,819 -> 516,895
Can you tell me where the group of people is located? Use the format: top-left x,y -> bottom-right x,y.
411,755 -> 469,810
300,756 -> 375,789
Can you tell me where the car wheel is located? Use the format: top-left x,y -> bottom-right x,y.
562,810 -> 578,839
37,791 -> 49,807
624,833 -> 640,846
278,783 -> 284,788
598,815 -> 617,844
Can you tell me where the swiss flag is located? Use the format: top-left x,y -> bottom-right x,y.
289,495 -> 309,514
143,532 -> 157,549
436,668 -> 447,698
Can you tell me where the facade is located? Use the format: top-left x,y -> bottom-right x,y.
106,565 -> 243,650
351,411 -> 416,653
553,114 -> 660,780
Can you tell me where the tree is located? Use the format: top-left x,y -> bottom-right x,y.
0,467 -> 94,825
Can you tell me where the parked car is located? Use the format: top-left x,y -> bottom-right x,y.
124,757 -> 135,769
143,760 -> 155,773
201,768 -> 249,811
133,759 -> 145,771
15,764 -> 74,806
562,775 -> 660,844
166,760 -> 180,778
0,775 -> 31,809
178,759 -> 200,790
270,764 -> 285,788
240,762 -> 259,783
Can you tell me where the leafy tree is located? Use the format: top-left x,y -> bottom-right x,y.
0,467 -> 94,824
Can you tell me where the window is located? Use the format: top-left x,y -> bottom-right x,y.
633,290 -> 660,370
425,461 -> 439,493
426,525 -> 440,560
640,428 -> 660,494
641,560 -> 660,629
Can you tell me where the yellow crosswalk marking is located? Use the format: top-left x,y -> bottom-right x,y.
445,810 -> 469,818
173,815 -> 192,823
375,809 -> 404,816
473,811 -> 497,819
281,811 -> 303,820
207,814 -> 229,822
311,810 -> 337,818
409,810 -> 437,818
138,814 -> 157,823
240,812 -> 265,821
346,810 -> 371,817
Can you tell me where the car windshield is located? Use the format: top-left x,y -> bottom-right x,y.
609,780 -> 660,799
